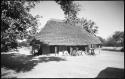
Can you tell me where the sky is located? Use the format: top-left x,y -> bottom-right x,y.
30,1 -> 124,39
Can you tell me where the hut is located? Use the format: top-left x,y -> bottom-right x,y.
34,19 -> 101,55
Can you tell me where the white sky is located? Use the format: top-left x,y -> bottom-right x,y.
30,1 -> 124,39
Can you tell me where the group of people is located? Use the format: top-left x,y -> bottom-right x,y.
71,50 -> 85,56
58,51 -> 69,56
58,50 -> 86,56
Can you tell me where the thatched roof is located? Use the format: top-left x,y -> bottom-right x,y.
35,19 -> 101,46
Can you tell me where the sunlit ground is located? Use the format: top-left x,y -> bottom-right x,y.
1,47 -> 124,78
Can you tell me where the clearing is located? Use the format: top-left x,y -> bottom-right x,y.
1,47 -> 124,78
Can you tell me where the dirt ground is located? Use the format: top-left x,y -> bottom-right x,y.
1,47 -> 124,78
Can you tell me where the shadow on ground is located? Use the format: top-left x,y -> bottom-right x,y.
1,53 -> 66,73
38,56 -> 66,62
96,67 -> 124,78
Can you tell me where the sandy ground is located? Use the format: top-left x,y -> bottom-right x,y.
1,47 -> 124,78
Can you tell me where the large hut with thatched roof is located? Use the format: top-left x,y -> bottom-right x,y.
34,19 -> 101,55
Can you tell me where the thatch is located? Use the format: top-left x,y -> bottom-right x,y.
35,19 -> 101,46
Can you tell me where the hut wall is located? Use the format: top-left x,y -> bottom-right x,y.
50,46 -> 55,53
77,46 -> 86,51
42,45 -> 50,54
59,46 -> 67,51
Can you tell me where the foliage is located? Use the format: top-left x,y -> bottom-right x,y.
104,37 -> 117,47
55,0 -> 81,23
98,36 -> 106,45
1,0 -> 40,52
76,17 -> 99,34
104,31 -> 124,47
112,31 -> 124,46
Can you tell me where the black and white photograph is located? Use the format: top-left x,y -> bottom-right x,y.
1,0 -> 124,78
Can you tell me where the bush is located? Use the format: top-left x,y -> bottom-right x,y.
18,41 -> 29,47
1,41 -> 18,52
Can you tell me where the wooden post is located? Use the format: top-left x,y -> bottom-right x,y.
70,46 -> 73,56
91,44 -> 95,55
55,46 -> 57,56
85,46 -> 89,54
85,47 -> 87,54
92,44 -> 93,54
98,45 -> 100,54
87,45 -> 90,54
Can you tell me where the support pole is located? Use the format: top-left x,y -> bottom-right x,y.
99,45 -> 101,54
90,44 -> 92,54
70,46 -> 73,56
55,46 -> 57,56
91,44 -> 95,55
85,46 -> 89,54
85,46 -> 87,54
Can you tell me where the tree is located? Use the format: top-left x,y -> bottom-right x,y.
104,36 -> 116,47
98,36 -> 106,45
1,1 -> 40,52
76,17 -> 99,34
55,0 -> 81,24
112,31 -> 124,47
104,31 -> 124,47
